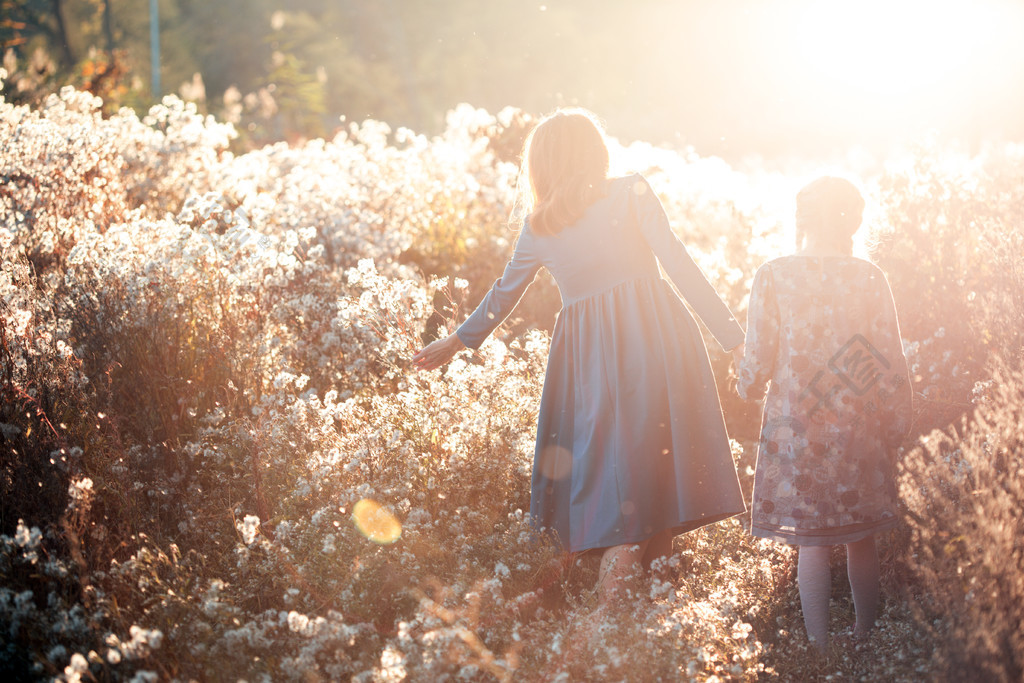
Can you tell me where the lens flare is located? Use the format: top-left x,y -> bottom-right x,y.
352,499 -> 402,545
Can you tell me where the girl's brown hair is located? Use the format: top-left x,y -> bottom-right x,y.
795,176 -> 865,254
522,108 -> 610,235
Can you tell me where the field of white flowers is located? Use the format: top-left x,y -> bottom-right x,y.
2,74 -> 1023,682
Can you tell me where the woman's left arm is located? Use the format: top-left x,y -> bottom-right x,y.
631,175 -> 745,350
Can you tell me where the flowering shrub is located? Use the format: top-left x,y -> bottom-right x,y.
898,364 -> 1024,682
873,142 -> 1024,431
1,74 -> 1022,681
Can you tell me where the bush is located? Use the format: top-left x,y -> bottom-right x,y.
873,143 -> 1024,432
899,365 -> 1024,682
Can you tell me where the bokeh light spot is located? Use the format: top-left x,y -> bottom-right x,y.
539,445 -> 571,480
352,499 -> 402,545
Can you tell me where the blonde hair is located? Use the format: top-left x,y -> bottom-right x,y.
521,108 -> 610,235
795,176 -> 865,254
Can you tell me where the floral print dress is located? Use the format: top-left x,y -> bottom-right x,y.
738,255 -> 912,545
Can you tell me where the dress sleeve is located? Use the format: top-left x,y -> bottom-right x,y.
455,229 -> 542,349
737,263 -> 779,402
871,270 -> 913,448
630,175 -> 745,351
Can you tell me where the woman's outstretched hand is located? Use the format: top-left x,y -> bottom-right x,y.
413,333 -> 466,371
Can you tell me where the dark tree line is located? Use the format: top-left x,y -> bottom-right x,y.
1,0 -> 632,146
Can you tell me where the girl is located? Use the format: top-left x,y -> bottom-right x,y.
414,109 -> 745,604
738,176 -> 912,650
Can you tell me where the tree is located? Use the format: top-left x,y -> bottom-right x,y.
0,0 -> 74,66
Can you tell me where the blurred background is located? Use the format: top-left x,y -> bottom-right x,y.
3,0 -> 1024,159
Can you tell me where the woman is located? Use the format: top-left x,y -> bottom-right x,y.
414,109 -> 745,604
737,176 -> 912,650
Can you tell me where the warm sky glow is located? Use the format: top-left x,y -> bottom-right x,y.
795,0 -> 1010,99
634,0 -> 1024,156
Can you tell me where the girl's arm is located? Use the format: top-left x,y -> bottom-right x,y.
414,229 -> 542,369
631,174 -> 744,351
737,264 -> 779,401
872,270 -> 913,447
413,332 -> 465,371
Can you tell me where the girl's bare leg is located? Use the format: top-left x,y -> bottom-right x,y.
846,534 -> 880,638
597,541 -> 648,607
797,545 -> 832,652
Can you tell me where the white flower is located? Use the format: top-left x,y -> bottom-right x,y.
14,521 -> 41,549
287,610 -> 310,634
237,515 -> 261,545
378,644 -> 407,681
11,309 -> 31,337
68,477 -> 93,502
63,653 -> 89,682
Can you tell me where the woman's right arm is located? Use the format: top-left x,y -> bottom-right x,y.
454,229 -> 542,349
414,229 -> 542,370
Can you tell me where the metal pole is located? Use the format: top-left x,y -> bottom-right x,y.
150,0 -> 161,98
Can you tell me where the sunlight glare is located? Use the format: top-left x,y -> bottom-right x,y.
796,0 -> 1006,98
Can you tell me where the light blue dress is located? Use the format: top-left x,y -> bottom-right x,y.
457,174 -> 746,551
